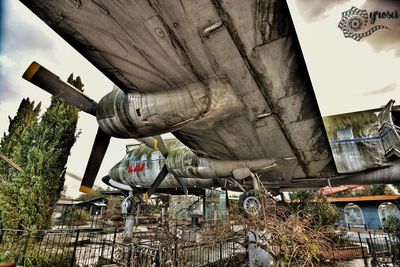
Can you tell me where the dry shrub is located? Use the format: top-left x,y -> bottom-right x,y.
199,191 -> 339,266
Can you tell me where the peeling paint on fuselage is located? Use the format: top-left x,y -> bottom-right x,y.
323,109 -> 385,173
109,140 -> 218,189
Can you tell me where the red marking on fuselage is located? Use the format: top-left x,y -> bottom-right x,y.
128,164 -> 134,173
128,163 -> 146,173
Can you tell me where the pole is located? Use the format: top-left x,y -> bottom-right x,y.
71,229 -> 80,267
110,227 -> 117,262
174,239 -> 178,267
358,232 -> 368,267
219,242 -> 222,261
127,244 -> 132,267
155,250 -> 160,267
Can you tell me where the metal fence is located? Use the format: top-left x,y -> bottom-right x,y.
339,223 -> 384,231
324,231 -> 400,266
0,227 -> 244,266
0,228 -> 119,266
3,225 -> 400,266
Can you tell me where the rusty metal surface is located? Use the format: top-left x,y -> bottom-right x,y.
323,108 -> 387,174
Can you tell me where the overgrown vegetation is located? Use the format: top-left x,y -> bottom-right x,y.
383,215 -> 400,261
21,247 -> 73,267
383,215 -> 400,239
0,251 -> 14,263
289,191 -> 342,230
0,74 -> 83,230
198,190 -> 342,266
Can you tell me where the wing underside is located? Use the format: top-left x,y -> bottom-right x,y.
21,0 -> 337,184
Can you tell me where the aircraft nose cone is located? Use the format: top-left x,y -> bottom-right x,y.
108,162 -> 122,183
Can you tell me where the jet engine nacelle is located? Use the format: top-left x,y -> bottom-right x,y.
166,148 -> 276,179
96,82 -> 211,138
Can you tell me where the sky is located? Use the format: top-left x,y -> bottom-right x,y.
0,1 -> 399,197
0,1 -> 132,198
287,0 -> 400,116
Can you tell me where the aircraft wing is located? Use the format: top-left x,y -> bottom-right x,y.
20,0 -> 337,183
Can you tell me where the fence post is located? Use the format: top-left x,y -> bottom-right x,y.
111,227 -> 117,262
387,234 -> 397,267
127,243 -> 132,267
71,229 -> 80,267
384,237 -> 390,251
219,242 -> 222,261
358,232 -> 368,267
367,238 -> 377,267
155,250 -> 160,267
368,231 -> 374,253
368,231 -> 373,242
174,240 -> 178,267
357,232 -> 368,267
20,230 -> 31,265
100,239 -> 105,259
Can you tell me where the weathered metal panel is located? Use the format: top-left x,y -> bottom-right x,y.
323,109 -> 386,173
254,116 -> 296,158
144,0 -> 221,81
201,27 -> 272,117
21,0 -> 340,185
214,0 -> 337,178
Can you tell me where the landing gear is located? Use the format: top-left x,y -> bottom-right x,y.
239,191 -> 261,216
235,172 -> 263,216
121,191 -> 143,240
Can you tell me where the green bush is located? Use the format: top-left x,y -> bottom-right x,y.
0,251 -> 15,263
21,248 -> 73,267
289,191 -> 342,230
383,215 -> 400,238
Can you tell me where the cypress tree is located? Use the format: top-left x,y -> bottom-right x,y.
0,98 -> 40,181
0,74 -> 83,230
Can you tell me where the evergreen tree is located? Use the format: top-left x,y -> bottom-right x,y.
67,73 -> 84,90
0,74 -> 83,230
0,98 -> 40,181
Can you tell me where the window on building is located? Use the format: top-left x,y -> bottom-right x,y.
344,203 -> 365,227
378,202 -> 400,225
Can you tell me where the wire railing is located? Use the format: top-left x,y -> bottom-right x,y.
2,222 -> 400,266
0,227 -> 244,266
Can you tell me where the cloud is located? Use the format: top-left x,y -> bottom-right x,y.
3,6 -> 54,56
293,1 -> 400,55
362,83 -> 396,96
294,0 -> 351,22
361,0 -> 400,56
0,72 -> 18,101
0,1 -> 57,103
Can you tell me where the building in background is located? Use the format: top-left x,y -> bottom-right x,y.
329,195 -> 400,229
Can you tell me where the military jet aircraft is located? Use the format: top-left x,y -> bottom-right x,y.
19,0 -> 400,215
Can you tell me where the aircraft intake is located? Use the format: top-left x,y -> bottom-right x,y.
96,81 -> 211,139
